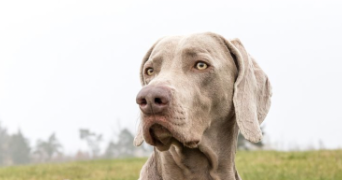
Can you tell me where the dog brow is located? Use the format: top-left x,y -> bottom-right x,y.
146,55 -> 163,67
182,48 -> 210,57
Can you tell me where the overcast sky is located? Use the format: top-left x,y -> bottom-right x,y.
1,0 -> 341,153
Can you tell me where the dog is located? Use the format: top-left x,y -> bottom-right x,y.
134,32 -> 272,180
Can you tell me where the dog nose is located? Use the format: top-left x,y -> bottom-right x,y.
136,86 -> 171,114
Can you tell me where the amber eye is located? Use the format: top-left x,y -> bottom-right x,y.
195,62 -> 208,70
146,68 -> 154,75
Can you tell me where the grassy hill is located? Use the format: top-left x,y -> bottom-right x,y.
0,150 -> 341,180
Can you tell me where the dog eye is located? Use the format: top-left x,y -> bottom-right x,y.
146,68 -> 154,75
195,62 -> 208,70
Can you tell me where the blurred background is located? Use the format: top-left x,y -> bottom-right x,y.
1,0 -> 342,166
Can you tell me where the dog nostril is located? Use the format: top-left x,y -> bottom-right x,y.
140,98 -> 147,106
154,97 -> 169,105
154,98 -> 163,105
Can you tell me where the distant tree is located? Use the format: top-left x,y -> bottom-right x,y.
0,123 -> 9,165
104,141 -> 118,158
8,130 -> 31,164
105,128 -> 136,158
117,129 -> 135,157
35,133 -> 62,161
79,129 -> 102,158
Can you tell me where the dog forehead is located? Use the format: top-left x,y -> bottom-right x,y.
150,36 -> 182,58
150,33 -> 225,60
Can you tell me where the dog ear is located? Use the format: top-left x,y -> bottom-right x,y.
224,38 -> 272,143
134,121 -> 144,147
134,41 -> 159,146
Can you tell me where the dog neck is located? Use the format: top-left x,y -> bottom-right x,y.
152,116 -> 241,180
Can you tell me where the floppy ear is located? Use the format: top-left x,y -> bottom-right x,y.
134,121 -> 144,147
134,41 -> 160,146
224,38 -> 272,143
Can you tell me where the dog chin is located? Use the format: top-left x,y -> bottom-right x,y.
145,124 -> 201,151
145,124 -> 172,150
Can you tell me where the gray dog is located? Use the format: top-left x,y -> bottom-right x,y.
134,32 -> 272,180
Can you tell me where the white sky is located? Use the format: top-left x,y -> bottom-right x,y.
1,0 -> 341,153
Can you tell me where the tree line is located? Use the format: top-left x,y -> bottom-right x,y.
0,122 -> 264,166
0,123 -> 151,166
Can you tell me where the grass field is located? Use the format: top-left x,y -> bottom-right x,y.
0,150 -> 341,180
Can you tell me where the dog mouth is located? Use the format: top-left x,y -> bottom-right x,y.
142,116 -> 200,151
148,124 -> 174,150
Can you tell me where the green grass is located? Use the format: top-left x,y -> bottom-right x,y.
0,158 -> 146,180
236,150 -> 342,180
0,150 -> 341,180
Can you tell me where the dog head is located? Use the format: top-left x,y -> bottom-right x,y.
134,32 -> 272,151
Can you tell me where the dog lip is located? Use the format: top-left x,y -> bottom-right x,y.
150,124 -> 172,140
142,115 -> 194,149
144,123 -> 172,146
142,116 -> 178,148
184,140 -> 200,148
149,124 -> 173,150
